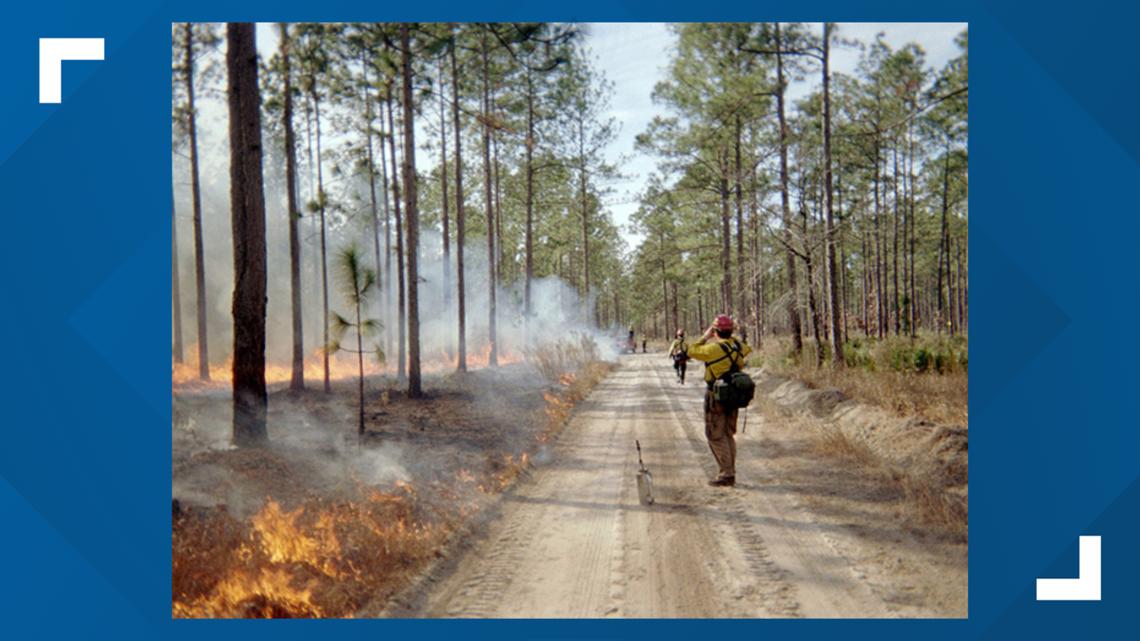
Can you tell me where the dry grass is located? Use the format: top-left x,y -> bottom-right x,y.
173,352 -> 616,618
897,475 -> 968,541
795,412 -> 967,542
523,333 -> 602,383
809,418 -> 878,465
750,335 -> 968,426
800,368 -> 966,426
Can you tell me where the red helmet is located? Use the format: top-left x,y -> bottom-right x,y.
714,314 -> 734,331
676,329 -> 684,337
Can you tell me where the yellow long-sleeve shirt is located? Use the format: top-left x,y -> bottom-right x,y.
687,336 -> 752,384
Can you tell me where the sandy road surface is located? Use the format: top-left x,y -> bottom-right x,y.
398,354 -> 966,618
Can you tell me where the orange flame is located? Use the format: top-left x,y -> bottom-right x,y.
173,567 -> 326,618
173,343 -> 525,390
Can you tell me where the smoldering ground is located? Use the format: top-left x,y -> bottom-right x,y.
170,355 -> 615,622
172,127 -> 619,510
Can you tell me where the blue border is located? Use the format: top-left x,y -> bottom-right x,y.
0,1 -> 1137,639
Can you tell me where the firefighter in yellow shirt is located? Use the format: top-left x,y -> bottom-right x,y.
686,314 -> 751,486
668,329 -> 689,384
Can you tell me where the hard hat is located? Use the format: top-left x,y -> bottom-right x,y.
714,314 -> 734,331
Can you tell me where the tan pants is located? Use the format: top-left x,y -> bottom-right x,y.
704,390 -> 738,479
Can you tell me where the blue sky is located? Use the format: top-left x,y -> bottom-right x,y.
583,23 -> 967,239
206,23 -> 966,245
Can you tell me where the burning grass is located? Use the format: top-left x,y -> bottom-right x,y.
173,346 -> 382,391
173,484 -> 463,617
172,343 -> 524,392
173,348 -> 615,618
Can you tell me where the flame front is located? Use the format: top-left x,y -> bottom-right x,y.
173,343 -> 523,390
172,347 -> 607,618
173,489 -> 436,618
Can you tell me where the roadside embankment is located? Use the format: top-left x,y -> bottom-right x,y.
751,369 -> 968,540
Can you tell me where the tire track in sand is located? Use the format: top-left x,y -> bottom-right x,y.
407,354 -> 899,618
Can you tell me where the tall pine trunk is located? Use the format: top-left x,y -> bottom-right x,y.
659,233 -> 668,333
524,68 -> 535,317
401,25 -> 423,397
172,192 -> 183,363
378,92 -> 393,362
908,121 -> 918,336
822,23 -> 843,366
872,141 -> 884,338
438,55 -> 452,322
937,137 -> 951,334
836,172 -> 849,345
719,148 -> 732,315
481,32 -> 498,365
385,84 -> 407,380
800,196 -> 823,367
312,86 -> 331,393
956,239 -> 966,332
734,116 -> 745,320
362,55 -> 384,362
226,22 -> 268,446
184,23 -> 210,380
492,114 -> 504,285
891,142 -> 901,336
280,25 -> 304,391
450,37 -> 468,372
774,24 -> 802,354
578,119 -> 590,324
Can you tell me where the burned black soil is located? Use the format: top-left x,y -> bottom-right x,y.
174,364 -> 559,511
172,360 -> 612,618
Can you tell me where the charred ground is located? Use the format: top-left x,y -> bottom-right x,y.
172,360 -> 612,617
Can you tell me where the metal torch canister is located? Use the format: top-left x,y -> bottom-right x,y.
636,440 -> 654,506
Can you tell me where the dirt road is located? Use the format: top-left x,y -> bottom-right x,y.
398,354 -> 967,618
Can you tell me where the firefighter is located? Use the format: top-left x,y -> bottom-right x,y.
668,329 -> 689,384
686,314 -> 751,487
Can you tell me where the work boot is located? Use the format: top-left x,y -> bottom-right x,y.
708,476 -> 735,487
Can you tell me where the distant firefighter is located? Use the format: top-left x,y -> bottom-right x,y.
668,329 -> 689,385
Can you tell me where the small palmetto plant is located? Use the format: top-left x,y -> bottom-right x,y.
329,244 -> 384,436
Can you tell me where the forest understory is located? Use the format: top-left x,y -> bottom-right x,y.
750,333 -> 967,426
172,358 -> 612,618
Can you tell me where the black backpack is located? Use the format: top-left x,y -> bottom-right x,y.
711,340 -> 755,409
672,340 -> 688,363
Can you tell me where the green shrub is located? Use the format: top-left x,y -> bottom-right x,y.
887,344 -> 914,372
842,341 -> 875,371
914,348 -> 931,373
933,351 -> 947,374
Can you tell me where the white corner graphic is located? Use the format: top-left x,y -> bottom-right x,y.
39,38 -> 105,104
1036,535 -> 1101,601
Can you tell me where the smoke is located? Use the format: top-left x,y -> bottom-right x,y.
174,390 -> 413,515
173,96 -> 616,375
